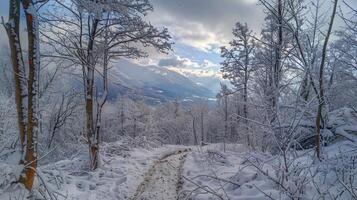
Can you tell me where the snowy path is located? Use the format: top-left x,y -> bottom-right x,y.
130,150 -> 190,200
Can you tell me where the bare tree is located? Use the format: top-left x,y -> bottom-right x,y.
3,0 -> 43,191
257,0 -> 287,123
188,109 -> 198,146
314,0 -> 338,159
3,0 -> 27,157
47,93 -> 78,149
41,0 -> 171,169
216,83 -> 231,152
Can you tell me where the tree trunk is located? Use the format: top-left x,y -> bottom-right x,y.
224,94 -> 228,152
243,39 -> 250,146
200,110 -> 204,144
192,115 -> 198,145
93,20 -> 109,169
271,0 -> 283,124
133,117 -> 137,138
315,0 -> 338,160
300,72 -> 310,101
5,0 -> 27,155
120,104 -> 125,134
267,19 -> 275,124
243,78 -> 250,146
20,0 -> 40,191
85,64 -> 96,169
86,19 -> 99,170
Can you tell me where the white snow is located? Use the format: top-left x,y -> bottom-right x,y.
179,142 -> 357,200
180,144 -> 284,200
131,150 -> 190,200
0,138 -> 188,199
44,143 -> 187,200
0,139 -> 356,199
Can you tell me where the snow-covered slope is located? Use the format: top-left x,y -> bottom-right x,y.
0,138 -> 187,200
180,142 -> 357,200
104,60 -> 214,103
1,141 -> 356,199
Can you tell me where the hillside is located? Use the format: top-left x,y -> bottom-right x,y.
104,60 -> 214,103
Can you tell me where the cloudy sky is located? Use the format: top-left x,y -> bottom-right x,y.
136,0 -> 356,91
141,0 -> 264,85
0,0 -> 265,92
0,0 -> 356,92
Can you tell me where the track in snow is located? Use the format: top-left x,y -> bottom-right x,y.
130,150 -> 190,200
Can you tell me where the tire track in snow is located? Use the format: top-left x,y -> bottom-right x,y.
130,150 -> 190,200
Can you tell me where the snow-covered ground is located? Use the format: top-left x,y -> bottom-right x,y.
180,144 -> 283,200
1,139 -> 356,199
0,139 -> 188,200
180,142 -> 357,200
131,150 -> 190,200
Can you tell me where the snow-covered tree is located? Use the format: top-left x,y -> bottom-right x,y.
221,22 -> 255,146
2,0 -> 44,190
41,0 -> 172,169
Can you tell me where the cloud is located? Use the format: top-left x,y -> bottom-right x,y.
147,0 -> 265,52
157,55 -> 221,79
202,59 -> 219,69
158,56 -> 200,68
159,56 -> 220,70
168,67 -> 222,79
168,22 -> 227,52
147,0 -> 357,54
158,56 -> 185,68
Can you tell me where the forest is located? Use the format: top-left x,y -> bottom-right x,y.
0,0 -> 357,199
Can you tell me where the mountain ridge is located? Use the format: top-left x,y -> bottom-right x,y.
103,59 -> 214,103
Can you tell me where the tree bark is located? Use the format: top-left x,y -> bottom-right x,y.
94,18 -> 110,169
18,0 -> 40,191
243,37 -> 250,146
300,72 -> 310,101
5,0 -> 39,191
224,94 -> 228,152
315,0 -> 338,160
86,19 -> 99,170
200,109 -> 204,144
271,0 -> 283,123
4,0 -> 27,154
192,114 -> 198,145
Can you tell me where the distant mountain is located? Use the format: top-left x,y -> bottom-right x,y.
184,74 -> 229,94
102,60 -> 214,103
